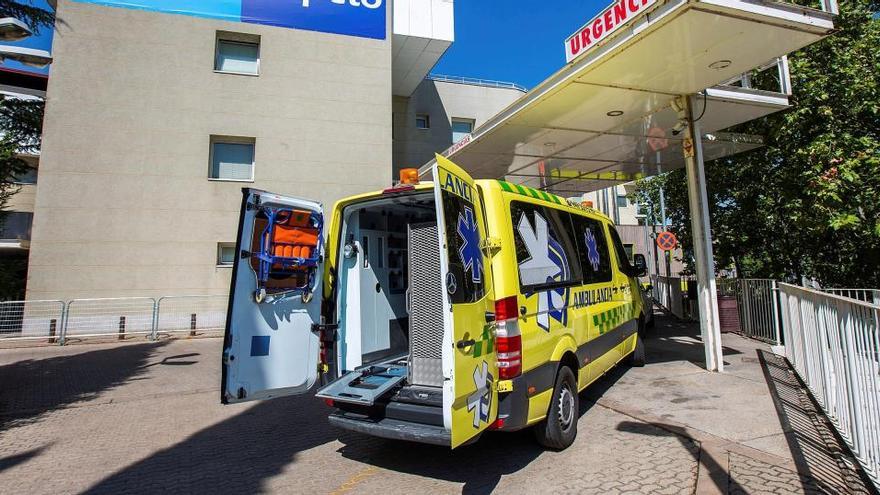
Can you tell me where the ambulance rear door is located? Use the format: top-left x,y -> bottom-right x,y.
431,155 -> 498,448
221,188 -> 325,404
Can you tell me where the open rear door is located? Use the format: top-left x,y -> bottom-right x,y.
432,155 -> 498,448
222,188 -> 324,404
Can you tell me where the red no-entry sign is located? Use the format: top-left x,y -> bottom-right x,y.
657,231 -> 677,251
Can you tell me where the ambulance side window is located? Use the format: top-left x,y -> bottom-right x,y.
569,214 -> 613,284
442,190 -> 485,304
607,225 -> 633,273
510,201 -> 582,291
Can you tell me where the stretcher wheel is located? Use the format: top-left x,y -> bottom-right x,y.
255,288 -> 266,303
302,290 -> 313,303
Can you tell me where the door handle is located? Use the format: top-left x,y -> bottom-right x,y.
456,339 -> 476,349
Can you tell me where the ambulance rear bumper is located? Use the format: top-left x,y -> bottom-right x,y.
328,410 -> 451,447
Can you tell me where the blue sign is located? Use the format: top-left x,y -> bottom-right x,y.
74,0 -> 386,40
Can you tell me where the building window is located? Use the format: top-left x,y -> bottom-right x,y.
12,166 -> 37,184
617,195 -> 628,208
217,243 -> 236,266
209,136 -> 255,181
451,118 -> 474,143
415,114 -> 430,130
215,32 -> 260,75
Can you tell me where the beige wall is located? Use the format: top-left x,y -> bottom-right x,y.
393,79 -> 523,174
28,0 -> 392,299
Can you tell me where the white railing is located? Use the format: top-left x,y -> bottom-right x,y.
652,275 -> 684,319
779,283 -> 880,489
0,295 -> 228,345
426,74 -> 528,93
737,279 -> 781,344
822,288 -> 880,305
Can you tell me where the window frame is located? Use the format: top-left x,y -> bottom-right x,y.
11,166 -> 37,185
607,224 -> 634,273
569,212 -> 614,285
217,242 -> 236,267
208,135 -> 256,182
451,117 -> 475,143
509,200 -> 583,294
214,32 -> 261,76
415,113 -> 430,130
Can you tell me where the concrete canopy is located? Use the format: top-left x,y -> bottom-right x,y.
418,0 -> 835,195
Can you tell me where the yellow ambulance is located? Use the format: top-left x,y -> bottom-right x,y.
221,155 -> 648,449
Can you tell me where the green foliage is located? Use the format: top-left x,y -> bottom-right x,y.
634,1 -> 880,287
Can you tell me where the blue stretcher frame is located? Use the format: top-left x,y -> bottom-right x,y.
253,206 -> 324,298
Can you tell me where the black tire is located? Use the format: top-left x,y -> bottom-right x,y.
628,326 -> 646,367
534,366 -> 578,450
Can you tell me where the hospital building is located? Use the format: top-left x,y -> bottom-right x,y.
0,0 -> 696,301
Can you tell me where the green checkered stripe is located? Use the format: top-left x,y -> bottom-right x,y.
593,303 -> 635,335
472,325 -> 495,358
498,181 -> 564,205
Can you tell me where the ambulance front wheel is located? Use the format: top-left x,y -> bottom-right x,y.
534,366 -> 578,450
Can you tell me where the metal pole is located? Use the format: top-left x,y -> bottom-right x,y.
641,211 -> 654,276
656,155 -> 672,278
681,95 -> 724,372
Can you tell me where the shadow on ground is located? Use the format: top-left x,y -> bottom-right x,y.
0,341 -> 172,430
334,364 -> 631,495
83,395 -> 339,494
757,350 -> 873,494
644,309 -> 742,368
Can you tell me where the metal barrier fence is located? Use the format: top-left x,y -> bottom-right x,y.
155,295 -> 227,337
0,295 -> 228,344
779,283 -> 880,489
737,279 -> 781,344
0,300 -> 66,342
651,277 -> 782,344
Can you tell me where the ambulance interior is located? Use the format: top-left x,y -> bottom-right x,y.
317,191 -> 447,417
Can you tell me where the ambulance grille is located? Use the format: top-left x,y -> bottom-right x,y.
408,222 -> 444,388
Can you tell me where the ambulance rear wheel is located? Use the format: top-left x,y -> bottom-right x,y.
534,366 -> 578,450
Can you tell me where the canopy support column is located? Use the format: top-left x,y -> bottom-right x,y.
680,95 -> 724,372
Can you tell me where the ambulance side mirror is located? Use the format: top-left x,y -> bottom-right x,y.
632,254 -> 648,277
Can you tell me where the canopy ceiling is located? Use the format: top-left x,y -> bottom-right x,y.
420,0 -> 834,195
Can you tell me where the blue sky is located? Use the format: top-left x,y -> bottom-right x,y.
5,0 -> 607,85
432,1 -> 606,89
0,0 -> 54,75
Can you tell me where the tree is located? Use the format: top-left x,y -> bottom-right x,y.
633,0 -> 880,287
0,1 -> 53,299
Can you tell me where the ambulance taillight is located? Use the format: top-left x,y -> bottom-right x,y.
494,295 -> 522,379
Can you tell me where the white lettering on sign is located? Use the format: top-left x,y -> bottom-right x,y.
564,0 -> 658,63
302,0 -> 383,8
330,0 -> 383,9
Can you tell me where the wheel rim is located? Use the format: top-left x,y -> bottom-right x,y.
557,383 -> 575,431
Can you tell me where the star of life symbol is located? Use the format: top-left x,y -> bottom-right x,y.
585,228 -> 601,272
457,207 -> 483,283
517,212 -> 570,331
467,361 -> 493,428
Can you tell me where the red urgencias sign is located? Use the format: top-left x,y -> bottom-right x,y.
565,0 -> 658,63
